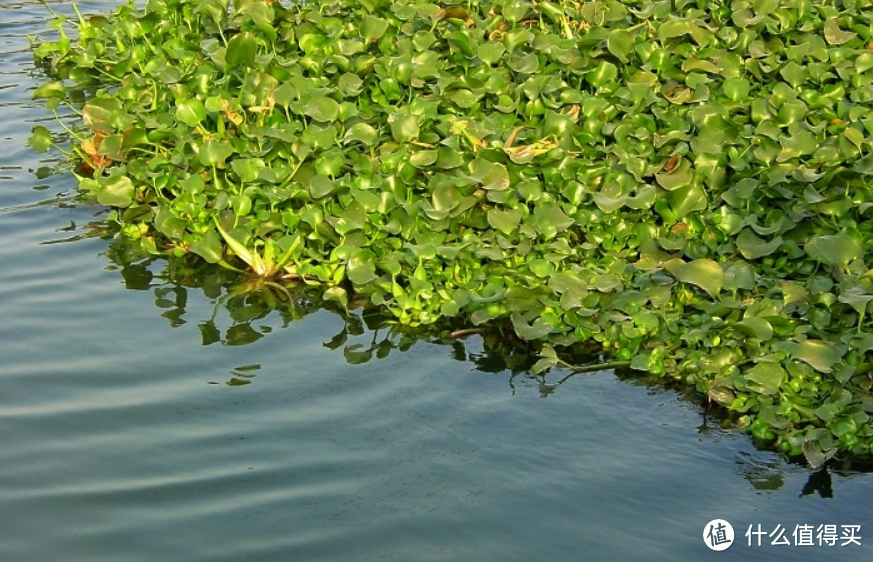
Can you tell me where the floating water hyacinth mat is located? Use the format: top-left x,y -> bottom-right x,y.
28,0 -> 873,463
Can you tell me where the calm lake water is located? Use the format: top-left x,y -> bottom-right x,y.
1,2 -> 871,560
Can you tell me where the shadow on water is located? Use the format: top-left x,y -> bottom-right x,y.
37,203 -> 873,493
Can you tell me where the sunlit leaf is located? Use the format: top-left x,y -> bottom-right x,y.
199,141 -> 234,166
793,340 -> 840,373
666,259 -> 724,299
744,362 -> 785,395
190,229 -> 223,263
28,126 -> 53,153
805,234 -> 861,267
97,174 -> 134,207
225,31 -> 257,67
176,98 -> 206,127
304,96 -> 340,122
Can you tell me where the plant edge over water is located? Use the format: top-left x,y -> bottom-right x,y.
28,0 -> 873,464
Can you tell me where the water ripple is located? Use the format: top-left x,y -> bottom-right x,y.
1,3 -> 872,562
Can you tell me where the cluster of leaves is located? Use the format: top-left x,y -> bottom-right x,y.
27,0 -> 873,463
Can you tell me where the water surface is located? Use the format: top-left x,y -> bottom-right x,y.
0,2 -> 871,561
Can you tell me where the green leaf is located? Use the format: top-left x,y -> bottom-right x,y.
530,357 -> 556,375
361,15 -> 388,41
854,154 -> 873,174
98,134 -> 124,160
723,78 -> 750,101
309,174 -> 335,199
586,61 -> 618,88
815,403 -> 841,423
665,183 -> 707,220
190,229 -> 223,263
830,416 -> 858,438
655,159 -> 693,191
409,150 -> 438,168
226,31 -> 258,67
606,30 -> 633,63
388,113 -> 419,143
487,207 -> 522,235
838,288 -> 873,314
511,312 -> 552,340
779,61 -> 806,88
214,220 -> 253,266
323,286 -> 348,308
28,126 -> 53,153
736,229 -> 782,260
83,98 -> 122,133
343,123 -> 378,146
657,20 -> 708,45
97,174 -> 135,208
176,98 -> 206,127
304,96 -> 340,122
230,157 -> 265,183
348,250 -> 378,285
32,81 -> 66,100
805,234 -> 861,267
666,259 -> 724,299
478,42 -> 505,65
824,20 -> 856,45
736,317 -> 773,341
481,163 -> 510,190
793,340 -> 840,373
199,141 -> 234,166
744,362 -> 785,395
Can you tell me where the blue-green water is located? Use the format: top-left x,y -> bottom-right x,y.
1,2 -> 871,560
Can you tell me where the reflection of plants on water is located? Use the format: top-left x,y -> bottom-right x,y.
94,224 -> 548,362
733,449 -> 873,497
45,216 -> 873,480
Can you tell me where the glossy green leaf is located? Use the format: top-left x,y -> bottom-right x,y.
176,98 -> 206,127
323,286 -> 348,308
190,229 -> 223,263
586,61 -> 618,88
655,159 -> 693,191
744,362 -> 785,395
606,30 -> 633,63
82,98 -> 122,132
32,81 -> 66,100
487,207 -> 522,235
666,259 -> 724,299
511,312 -> 552,340
343,123 -> 378,146
805,234 -> 861,267
736,317 -> 773,341
793,340 -> 840,373
824,20 -> 856,45
97,174 -> 134,207
737,229 -> 782,260
361,15 -> 388,41
348,250 -> 378,285
481,163 -> 510,191
225,31 -> 257,67
309,174 -> 335,199
388,113 -> 419,143
199,141 -> 234,166
28,126 -> 53,153
304,96 -> 340,122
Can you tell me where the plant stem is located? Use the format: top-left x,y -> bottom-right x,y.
568,360 -> 632,373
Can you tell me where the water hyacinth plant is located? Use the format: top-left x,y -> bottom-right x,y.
27,0 -> 873,464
